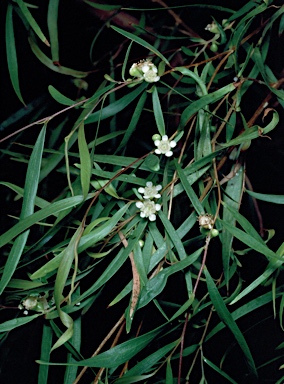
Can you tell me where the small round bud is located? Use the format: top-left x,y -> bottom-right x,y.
152,134 -> 161,141
138,240 -> 145,248
240,140 -> 251,152
210,42 -> 218,52
210,229 -> 219,237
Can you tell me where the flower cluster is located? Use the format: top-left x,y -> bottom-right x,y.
129,60 -> 160,83
18,293 -> 52,315
153,135 -> 177,157
136,181 -> 162,221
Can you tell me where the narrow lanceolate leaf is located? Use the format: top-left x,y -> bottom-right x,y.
220,219 -> 280,262
174,159 -> 204,215
111,26 -> 170,65
85,82 -> 147,124
158,210 -> 187,260
0,314 -> 41,332
38,323 -> 53,384
117,91 -> 147,152
246,190 -> 284,204
47,0 -> 59,62
0,124 -> 46,295
118,340 -> 179,381
28,37 -> 88,77
179,83 -> 236,129
15,0 -> 50,46
0,195 -> 86,249
138,248 -> 202,309
6,4 -> 25,105
230,243 -> 284,305
205,268 -> 258,378
48,85 -> 76,106
38,324 -> 165,368
152,86 -> 165,136
220,109 -> 279,148
222,165 -> 244,285
52,225 -> 84,351
78,122 -> 92,198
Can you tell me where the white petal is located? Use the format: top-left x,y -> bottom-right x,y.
156,185 -> 162,191
136,202 -> 143,208
140,212 -> 146,218
142,65 -> 150,73
154,140 -> 161,146
155,204 -> 161,211
162,135 -> 168,141
149,214 -> 156,221
146,181 -> 153,187
155,149 -> 161,154
170,141 -> 177,148
165,151 -> 173,157
138,187 -> 145,193
154,193 -> 161,198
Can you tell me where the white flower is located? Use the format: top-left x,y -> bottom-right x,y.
154,135 -> 177,157
138,181 -> 162,199
143,69 -> 160,83
136,200 -> 161,221
129,60 -> 160,83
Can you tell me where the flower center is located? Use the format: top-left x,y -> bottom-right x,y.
142,200 -> 157,216
158,141 -> 171,153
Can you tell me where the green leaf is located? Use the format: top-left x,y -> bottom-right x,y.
38,324 -> 166,368
220,109 -> 279,147
47,0 -> 59,62
178,82 -> 236,129
206,289 -> 283,341
52,225 -> 84,351
230,243 -> 284,305
15,0 -> 50,45
85,82 -> 147,124
78,122 -> 92,198
111,26 -> 170,65
5,4 -> 25,105
220,219 -> 280,262
205,268 -> 258,378
0,124 -> 46,294
246,190 -> 284,204
138,248 -> 202,309
116,91 -> 147,152
158,210 -> 187,260
38,323 -> 53,384
0,314 -> 41,332
48,85 -> 76,106
77,220 -> 148,303
28,36 -> 88,78
0,195 -> 87,249
7,279 -> 45,290
152,86 -> 165,136
174,159 -> 204,215
221,165 -> 244,284
115,341 -> 178,382
83,1 -> 120,11
203,357 -> 238,384
78,203 -> 130,253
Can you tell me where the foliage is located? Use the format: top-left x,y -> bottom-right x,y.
1,1 -> 284,383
